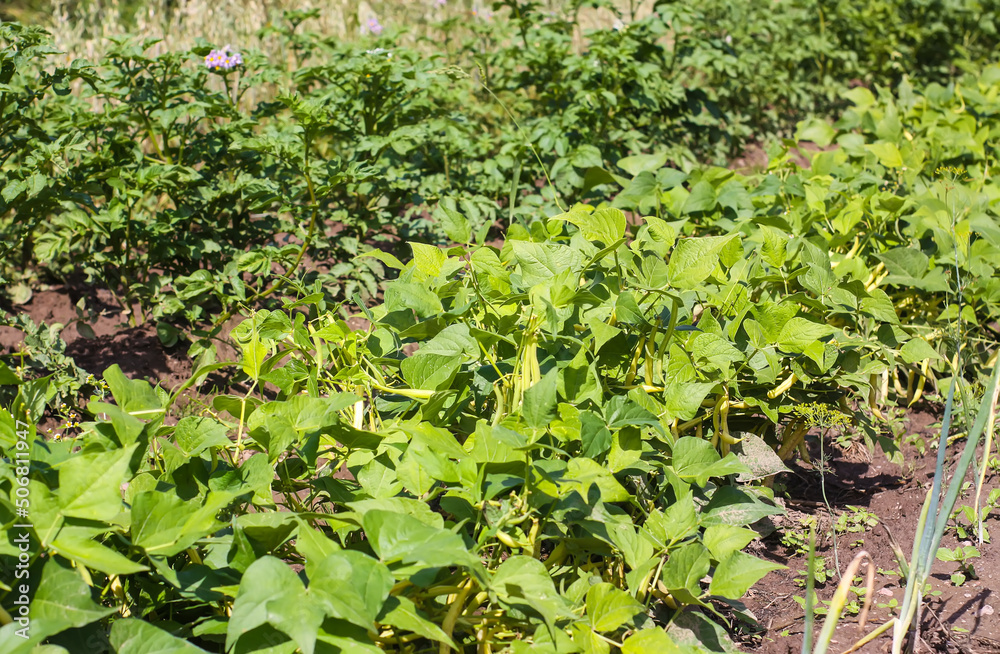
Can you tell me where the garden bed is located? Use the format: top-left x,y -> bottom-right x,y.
741,412 -> 1000,653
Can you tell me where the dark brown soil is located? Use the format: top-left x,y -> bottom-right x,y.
0,282 -> 369,428
742,410 -> 1000,654
729,139 -> 839,175
0,285 -> 192,390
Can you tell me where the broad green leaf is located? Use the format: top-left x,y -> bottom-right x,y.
572,145 -> 604,168
510,241 -> 580,288
556,206 -> 627,246
795,117 -> 836,147
378,595 -> 457,648
310,550 -> 393,628
580,410 -> 613,458
583,166 -> 620,193
211,395 -> 261,422
613,291 -> 649,326
681,181 -> 716,214
759,225 -> 788,268
564,457 -> 631,502
239,339 -> 267,381
58,445 -> 136,521
709,551 -> 783,599
315,621 -> 382,653
30,558 -> 114,639
467,422 -> 526,462
492,556 -> 571,628
361,510 -> 479,571
589,318 -> 623,353
231,517 -> 296,573
103,364 -> 163,414
702,525 -> 757,560
148,556 -> 236,604
419,323 -> 479,358
603,396 -> 660,430
622,628 -> 683,654
174,416 -> 231,456
752,301 -> 798,342
471,247 -> 508,282
87,402 -> 145,445
661,542 -> 710,603
398,447 -> 453,495
132,490 -> 234,556
776,318 -> 835,356
859,289 -> 900,323
296,518 -> 342,570
560,348 -> 603,406
609,518 -> 654,570
668,234 -> 738,289
0,623 -> 43,653
877,247 -> 929,278
900,338 -> 942,363
690,333 -> 744,370
643,496 -> 698,548
110,619 -> 212,653
716,180 -> 752,213
0,360 -> 21,385
866,142 -> 903,167
586,583 -> 644,632
49,528 -> 149,575
642,216 -> 677,252
523,369 -> 558,429
227,557 -> 324,654
618,152 -> 668,176
843,86 -> 876,109
357,454 -> 403,499
409,242 -> 447,279
435,206 -> 472,244
356,249 -> 405,270
662,382 -> 716,421
702,487 -> 783,526
570,622 -> 611,654
348,498 -> 445,528
401,353 -> 460,391
383,281 -> 443,318
672,438 -> 749,486
1,178 -> 27,202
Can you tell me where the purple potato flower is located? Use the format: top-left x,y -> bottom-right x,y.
367,17 -> 383,35
205,45 -> 243,72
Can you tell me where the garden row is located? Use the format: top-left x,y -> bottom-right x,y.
2,0 -> 998,330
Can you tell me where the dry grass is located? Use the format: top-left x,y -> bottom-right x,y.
48,0 -> 359,62
38,0 -> 658,64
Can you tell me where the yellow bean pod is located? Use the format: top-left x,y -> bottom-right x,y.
768,372 -> 798,399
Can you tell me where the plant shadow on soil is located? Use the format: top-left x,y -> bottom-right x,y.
741,409 -> 1000,654
4,285 -> 1000,653
0,284 -> 222,433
